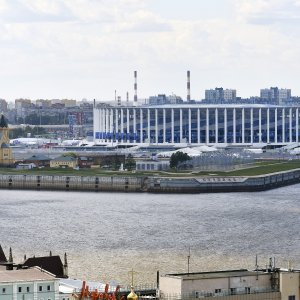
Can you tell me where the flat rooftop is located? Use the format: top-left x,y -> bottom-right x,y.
0,267 -> 56,283
164,269 -> 269,280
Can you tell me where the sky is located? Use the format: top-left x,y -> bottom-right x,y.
0,0 -> 300,102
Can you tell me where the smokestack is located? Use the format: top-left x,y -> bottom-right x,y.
127,92 -> 129,105
187,70 -> 191,101
117,96 -> 121,106
134,71 -> 137,105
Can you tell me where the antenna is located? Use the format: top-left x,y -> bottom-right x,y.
187,247 -> 191,275
255,254 -> 258,270
255,254 -> 258,280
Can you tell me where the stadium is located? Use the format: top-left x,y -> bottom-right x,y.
93,104 -> 300,146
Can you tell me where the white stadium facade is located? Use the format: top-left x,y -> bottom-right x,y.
93,104 -> 300,146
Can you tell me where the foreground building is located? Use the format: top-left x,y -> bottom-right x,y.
0,267 -> 59,300
159,267 -> 300,300
94,104 -> 300,146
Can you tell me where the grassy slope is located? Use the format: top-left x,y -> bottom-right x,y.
0,160 -> 300,177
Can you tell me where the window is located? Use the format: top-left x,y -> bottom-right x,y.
47,285 -> 50,291
230,288 -> 237,295
18,287 -> 22,293
288,296 -> 295,300
245,287 -> 251,294
27,286 -> 30,292
39,286 -> 43,292
215,289 -> 221,294
2,288 -> 6,293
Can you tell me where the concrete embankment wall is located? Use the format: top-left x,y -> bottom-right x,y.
0,174 -> 145,192
147,169 -> 300,193
0,169 -> 300,193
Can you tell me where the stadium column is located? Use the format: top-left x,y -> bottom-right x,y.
127,108 -> 130,142
100,108 -> 105,142
147,109 -> 151,143
296,108 -> 299,143
215,108 -> 218,144
121,108 -> 124,142
259,108 -> 262,143
282,108 -> 285,143
197,108 -> 200,144
233,108 -> 236,144
180,108 -> 183,143
171,108 -> 174,144
189,108 -> 192,144
206,108 -> 209,145
99,109 -> 102,142
242,108 -> 245,144
155,108 -> 158,144
106,108 -> 109,141
275,108 -> 278,144
140,108 -> 143,143
250,108 -> 253,144
98,109 -> 101,142
115,109 -> 119,142
103,108 -> 106,141
289,108 -> 292,142
133,109 -> 136,142
163,108 -> 166,143
224,108 -> 227,144
110,109 -> 113,141
267,108 -> 270,144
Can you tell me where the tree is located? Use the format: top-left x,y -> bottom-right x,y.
63,152 -> 77,158
10,126 -> 46,139
124,154 -> 136,171
170,151 -> 191,169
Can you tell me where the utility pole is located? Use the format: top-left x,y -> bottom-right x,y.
187,247 -> 191,275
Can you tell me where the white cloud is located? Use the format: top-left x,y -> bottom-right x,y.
235,0 -> 300,25
0,0 -> 300,100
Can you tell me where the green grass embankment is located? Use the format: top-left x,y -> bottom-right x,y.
190,160 -> 300,176
0,160 -> 300,177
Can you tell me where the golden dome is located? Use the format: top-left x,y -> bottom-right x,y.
127,286 -> 138,300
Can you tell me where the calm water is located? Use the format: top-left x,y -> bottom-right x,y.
0,186 -> 299,285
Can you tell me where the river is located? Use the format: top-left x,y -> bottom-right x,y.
0,185 -> 299,285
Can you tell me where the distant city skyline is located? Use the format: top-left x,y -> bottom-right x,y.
0,0 -> 299,102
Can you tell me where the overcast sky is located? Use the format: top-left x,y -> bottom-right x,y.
0,0 -> 300,102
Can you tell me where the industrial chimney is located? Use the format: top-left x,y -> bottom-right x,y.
187,70 -> 191,102
134,71 -> 138,106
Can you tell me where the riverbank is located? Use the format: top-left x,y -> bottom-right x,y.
0,168 -> 299,193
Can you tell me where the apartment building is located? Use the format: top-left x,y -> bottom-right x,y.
0,267 -> 59,300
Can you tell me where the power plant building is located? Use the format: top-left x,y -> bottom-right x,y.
93,104 -> 300,146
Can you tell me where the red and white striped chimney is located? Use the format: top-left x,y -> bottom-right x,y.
134,71 -> 138,105
187,70 -> 191,101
